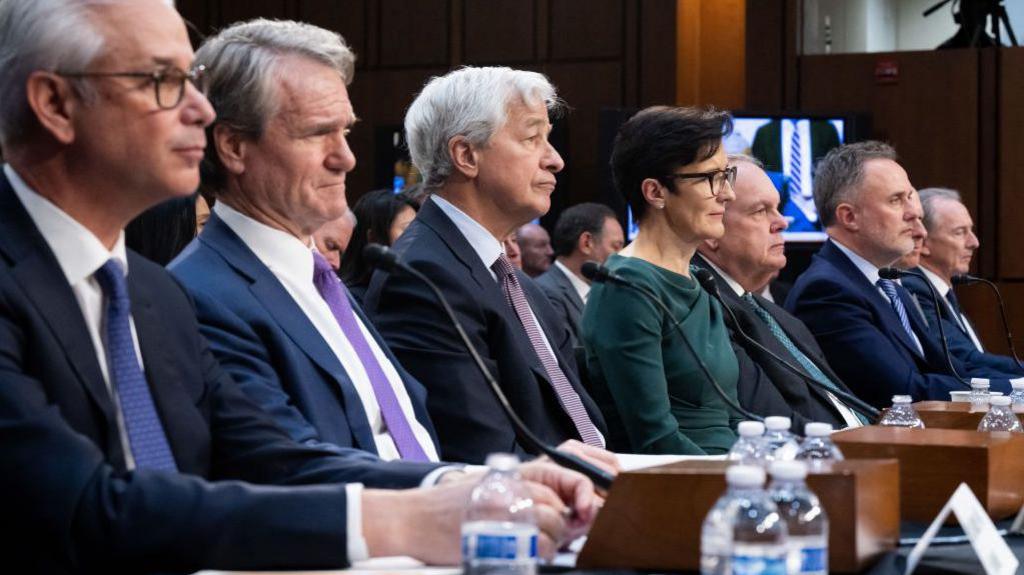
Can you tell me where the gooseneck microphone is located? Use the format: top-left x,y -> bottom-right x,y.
952,274 -> 1024,370
364,244 -> 614,490
692,268 -> 881,421
580,261 -> 764,422
878,267 -> 969,386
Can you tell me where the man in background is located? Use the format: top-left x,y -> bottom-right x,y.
314,208 -> 357,270
517,221 -> 554,277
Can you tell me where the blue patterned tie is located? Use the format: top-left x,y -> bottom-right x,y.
789,121 -> 803,198
876,278 -> 921,355
742,293 -> 868,425
94,259 -> 178,471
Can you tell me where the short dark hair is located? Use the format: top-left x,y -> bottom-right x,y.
552,202 -> 617,257
610,106 -> 732,223
339,189 -> 419,288
813,140 -> 898,228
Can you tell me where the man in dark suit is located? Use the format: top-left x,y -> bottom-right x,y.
536,202 -> 624,342
696,156 -> 868,428
364,67 -> 613,464
0,4 -> 595,571
903,188 -> 1024,376
170,19 -> 441,462
785,142 -> 1011,407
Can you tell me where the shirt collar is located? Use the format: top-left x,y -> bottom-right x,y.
430,195 -> 503,269
919,266 -> 951,297
5,164 -> 128,285
554,259 -> 590,300
831,238 -> 885,286
214,201 -> 317,284
701,257 -> 746,297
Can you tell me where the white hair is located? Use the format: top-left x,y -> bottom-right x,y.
404,66 -> 563,187
194,18 -> 355,192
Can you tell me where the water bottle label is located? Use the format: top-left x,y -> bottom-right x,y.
731,554 -> 787,575
462,532 -> 538,560
799,547 -> 827,574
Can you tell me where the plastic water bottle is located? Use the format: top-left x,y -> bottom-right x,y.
795,423 -> 844,470
1009,380 -> 1024,406
701,466 -> 787,575
768,461 -> 829,575
877,395 -> 925,429
969,379 -> 991,407
728,421 -> 769,467
763,416 -> 800,461
729,466 -> 788,575
977,396 -> 1024,433
462,454 -> 539,575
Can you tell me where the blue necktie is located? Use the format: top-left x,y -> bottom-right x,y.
876,278 -> 922,355
94,259 -> 178,471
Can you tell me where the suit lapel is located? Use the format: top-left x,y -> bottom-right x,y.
554,268 -> 584,315
199,215 -> 377,451
0,176 -> 117,433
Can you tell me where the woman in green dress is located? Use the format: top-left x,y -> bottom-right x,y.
581,106 -> 743,455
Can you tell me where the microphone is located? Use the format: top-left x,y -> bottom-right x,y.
879,267 -> 968,386
364,244 -> 614,490
581,261 -> 763,422
692,268 -> 880,421
952,274 -> 1024,370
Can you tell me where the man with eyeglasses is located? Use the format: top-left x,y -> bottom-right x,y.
0,1 -> 596,572
785,141 -> 1014,406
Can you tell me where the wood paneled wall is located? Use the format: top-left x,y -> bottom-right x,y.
177,0 -> 679,208
745,1 -> 1024,355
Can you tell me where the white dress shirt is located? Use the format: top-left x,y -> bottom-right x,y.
554,259 -> 590,303
920,266 -> 985,352
5,164 -> 141,468
214,202 -> 440,462
831,239 -> 924,356
702,257 -> 861,428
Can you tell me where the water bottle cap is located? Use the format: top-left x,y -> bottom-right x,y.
726,465 -> 766,487
892,395 -> 912,404
989,396 -> 1012,407
764,416 -> 791,431
738,420 -> 766,437
804,422 -> 834,436
769,460 -> 808,480
1012,380 -> 1024,390
484,453 -> 520,471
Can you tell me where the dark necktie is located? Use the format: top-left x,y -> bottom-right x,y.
94,259 -> 177,471
946,289 -> 982,350
311,252 -> 429,461
876,278 -> 922,355
789,121 -> 803,197
742,293 -> 867,425
491,254 -> 603,447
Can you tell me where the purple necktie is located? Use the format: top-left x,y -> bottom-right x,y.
491,254 -> 604,447
311,252 -> 429,461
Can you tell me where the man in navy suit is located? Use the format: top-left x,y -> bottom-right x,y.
535,202 -> 624,342
786,142 -> 1013,407
170,20 -> 442,462
0,4 -> 596,572
903,188 -> 1024,376
364,67 -> 615,464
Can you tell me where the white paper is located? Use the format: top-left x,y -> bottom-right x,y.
615,452 -> 726,472
905,483 -> 1018,575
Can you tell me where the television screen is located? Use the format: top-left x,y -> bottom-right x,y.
726,115 -> 848,242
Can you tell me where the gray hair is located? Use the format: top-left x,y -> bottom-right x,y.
404,66 -> 564,187
918,187 -> 962,231
728,153 -> 764,169
195,18 -> 355,192
813,140 -> 898,228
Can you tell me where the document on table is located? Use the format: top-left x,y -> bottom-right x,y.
615,452 -> 726,471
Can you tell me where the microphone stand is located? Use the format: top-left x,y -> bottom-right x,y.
365,245 -> 614,490
879,267 -> 969,388
580,262 -> 763,422
692,269 -> 880,421
953,274 -> 1024,371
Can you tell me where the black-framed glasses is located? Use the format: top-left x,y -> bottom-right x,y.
58,64 -> 208,110
660,165 -> 737,197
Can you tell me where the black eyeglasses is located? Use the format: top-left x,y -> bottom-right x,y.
58,64 -> 208,110
660,165 -> 737,197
